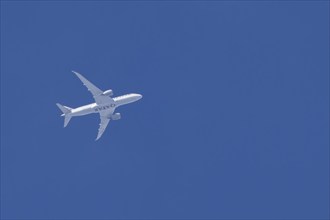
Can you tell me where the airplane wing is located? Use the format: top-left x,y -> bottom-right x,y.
95,110 -> 114,140
96,116 -> 110,140
72,71 -> 114,105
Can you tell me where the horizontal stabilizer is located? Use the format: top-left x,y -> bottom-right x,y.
56,103 -> 72,127
56,103 -> 72,115
64,115 -> 72,127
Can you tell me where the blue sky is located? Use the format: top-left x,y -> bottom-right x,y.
1,1 -> 329,219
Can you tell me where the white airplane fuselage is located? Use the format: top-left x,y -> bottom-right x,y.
67,93 -> 142,117
57,71 -> 142,140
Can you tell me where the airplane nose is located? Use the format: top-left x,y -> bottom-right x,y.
131,93 -> 142,101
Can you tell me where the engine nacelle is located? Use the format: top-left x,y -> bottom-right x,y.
102,89 -> 113,96
110,113 -> 121,120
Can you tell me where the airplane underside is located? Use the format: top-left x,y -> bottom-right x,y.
56,71 -> 142,140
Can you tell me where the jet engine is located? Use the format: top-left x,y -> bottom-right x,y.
110,113 -> 121,120
102,89 -> 113,96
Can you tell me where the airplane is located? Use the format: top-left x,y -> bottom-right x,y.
56,71 -> 142,140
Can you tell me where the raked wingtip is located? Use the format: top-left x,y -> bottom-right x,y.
95,135 -> 101,141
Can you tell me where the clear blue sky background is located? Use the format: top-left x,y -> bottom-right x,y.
1,1 -> 329,219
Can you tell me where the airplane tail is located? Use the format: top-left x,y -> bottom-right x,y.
56,103 -> 72,127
